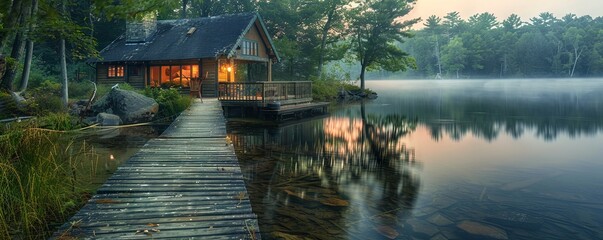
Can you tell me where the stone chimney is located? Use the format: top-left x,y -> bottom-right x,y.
126,13 -> 157,43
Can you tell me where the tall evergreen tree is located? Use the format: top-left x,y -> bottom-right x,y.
424,15 -> 443,77
348,0 -> 419,90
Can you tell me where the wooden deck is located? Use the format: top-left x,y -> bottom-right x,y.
52,99 -> 260,239
218,81 -> 312,108
217,81 -> 329,119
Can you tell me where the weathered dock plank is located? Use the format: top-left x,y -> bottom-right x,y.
52,99 -> 260,239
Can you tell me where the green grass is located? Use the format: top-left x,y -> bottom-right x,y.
0,92 -> 22,119
96,83 -> 138,98
37,113 -> 81,131
311,78 -> 342,101
0,121 -> 97,239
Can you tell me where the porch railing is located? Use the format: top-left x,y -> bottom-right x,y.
218,81 -> 312,104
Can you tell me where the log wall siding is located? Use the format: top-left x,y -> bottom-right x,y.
96,64 -> 145,88
96,64 -> 125,86
127,65 -> 146,88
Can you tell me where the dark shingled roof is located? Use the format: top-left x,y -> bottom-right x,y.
95,12 -> 264,63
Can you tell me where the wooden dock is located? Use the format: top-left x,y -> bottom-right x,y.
261,102 -> 329,120
53,99 -> 260,239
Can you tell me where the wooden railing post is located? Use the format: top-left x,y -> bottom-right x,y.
262,82 -> 266,105
294,82 -> 297,99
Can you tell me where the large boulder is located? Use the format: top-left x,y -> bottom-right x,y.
92,88 -> 158,124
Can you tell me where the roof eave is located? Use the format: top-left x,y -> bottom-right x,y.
256,13 -> 281,62
227,14 -> 257,59
90,34 -> 127,63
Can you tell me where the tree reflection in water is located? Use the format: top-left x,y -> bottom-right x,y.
360,101 -> 420,215
230,101 -> 421,239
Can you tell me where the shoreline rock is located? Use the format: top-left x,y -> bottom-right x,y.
92,88 -> 158,124
337,89 -> 378,102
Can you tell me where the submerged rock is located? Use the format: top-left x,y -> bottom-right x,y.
314,211 -> 339,220
485,211 -> 543,230
320,197 -> 349,207
92,88 -> 158,124
457,220 -> 508,239
374,225 -> 399,239
283,189 -> 305,200
406,219 -> 439,237
431,195 -> 458,209
427,213 -> 454,226
430,234 -> 448,240
414,207 -> 439,217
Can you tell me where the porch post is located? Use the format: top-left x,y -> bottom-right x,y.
267,59 -> 272,82
145,62 -> 150,87
124,64 -> 129,83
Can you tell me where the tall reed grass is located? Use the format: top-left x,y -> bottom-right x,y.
0,120 -> 97,239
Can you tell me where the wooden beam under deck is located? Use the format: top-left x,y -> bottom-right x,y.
52,99 -> 260,239
261,102 -> 329,120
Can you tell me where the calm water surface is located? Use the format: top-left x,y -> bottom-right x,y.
74,126 -> 166,188
228,79 -> 603,240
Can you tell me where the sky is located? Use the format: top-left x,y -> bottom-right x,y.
405,0 -> 603,28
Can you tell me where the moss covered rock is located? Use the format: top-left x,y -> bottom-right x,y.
92,88 -> 158,124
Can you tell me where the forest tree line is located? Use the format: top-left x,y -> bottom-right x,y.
398,12 -> 603,79
1,0 -> 417,97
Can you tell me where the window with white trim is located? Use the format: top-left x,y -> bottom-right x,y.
241,40 -> 259,56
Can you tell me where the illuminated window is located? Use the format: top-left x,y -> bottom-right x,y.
150,64 -> 199,87
150,66 -> 161,87
171,65 -> 182,85
108,65 -> 124,78
192,65 -> 199,78
181,65 -> 191,87
161,66 -> 171,85
241,40 -> 258,56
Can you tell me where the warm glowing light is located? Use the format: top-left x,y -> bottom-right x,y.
109,154 -> 115,160
227,66 -> 233,72
322,116 -> 416,163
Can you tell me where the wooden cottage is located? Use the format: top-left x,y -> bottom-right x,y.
92,12 -> 279,97
94,12 -> 327,119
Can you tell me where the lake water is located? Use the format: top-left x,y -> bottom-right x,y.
73,126 -> 167,191
228,79 -> 603,240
